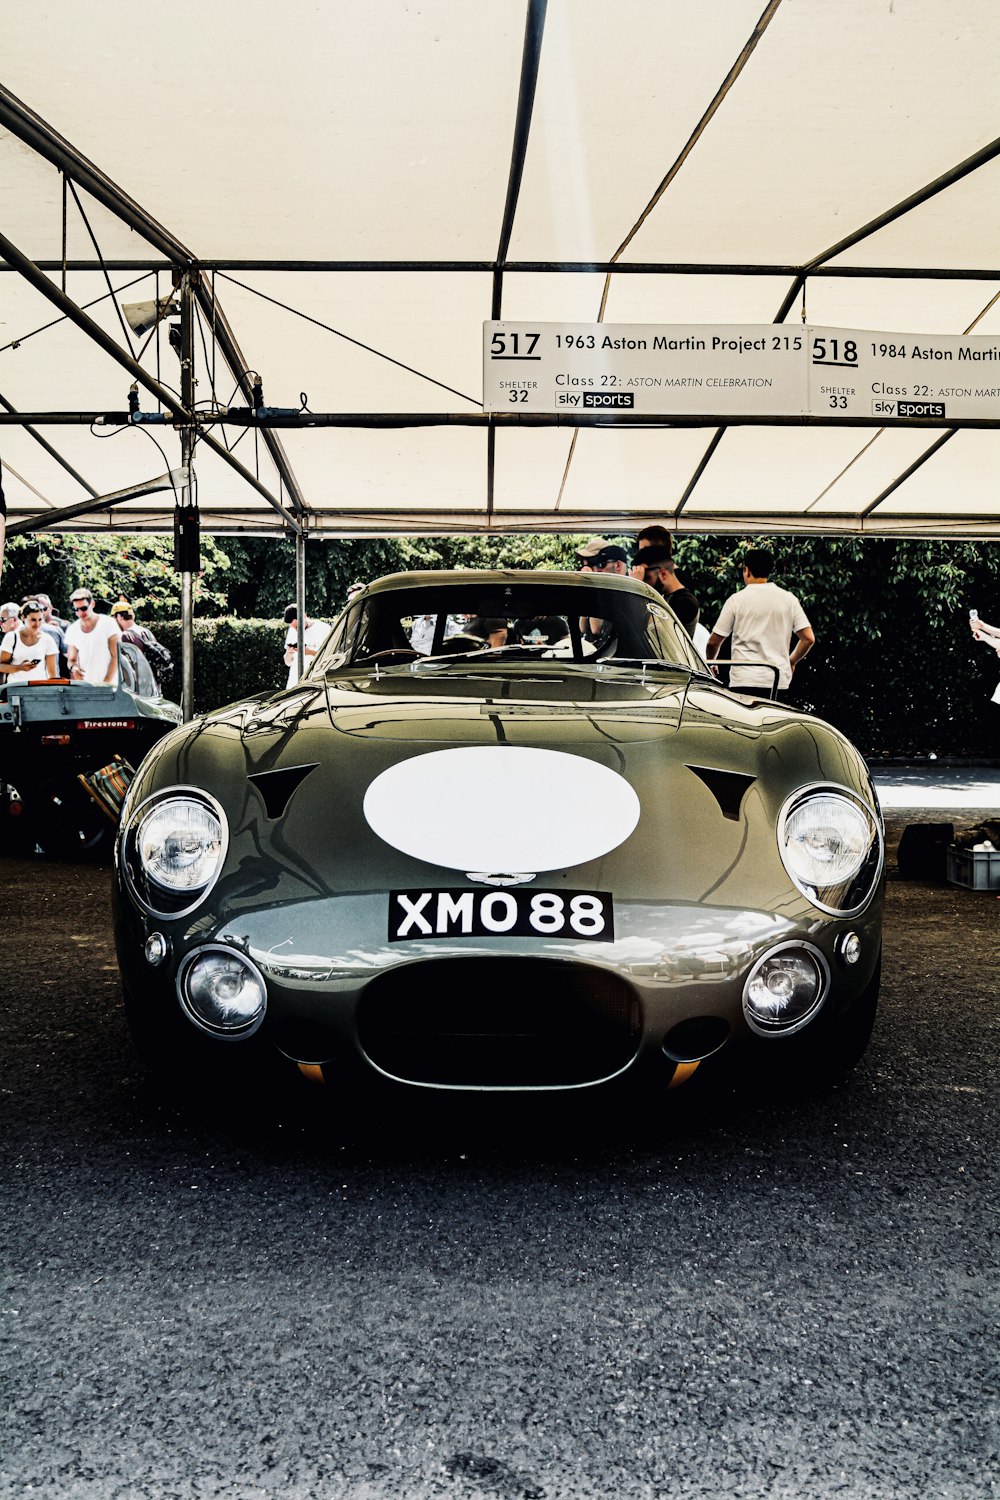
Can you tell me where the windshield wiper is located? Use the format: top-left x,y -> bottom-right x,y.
587,656 -> 701,675
408,650 -> 492,670
409,653 -> 706,675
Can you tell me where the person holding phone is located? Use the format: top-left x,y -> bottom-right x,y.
0,599 -> 57,681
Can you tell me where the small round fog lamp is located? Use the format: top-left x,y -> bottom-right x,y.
743,943 -> 828,1037
144,932 -> 170,966
178,947 -> 267,1039
836,932 -> 862,966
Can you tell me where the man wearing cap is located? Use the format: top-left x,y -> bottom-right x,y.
65,589 -> 121,685
634,545 -> 701,638
574,537 -> 614,570
589,545 -> 630,576
283,605 -> 329,688
111,600 -> 172,693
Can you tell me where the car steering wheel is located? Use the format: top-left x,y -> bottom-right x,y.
362,648 -> 422,664
432,634 -> 488,656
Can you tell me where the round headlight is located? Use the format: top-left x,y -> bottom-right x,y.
743,943 -> 829,1036
179,947 -> 267,1038
778,788 -> 881,915
137,796 -> 225,893
783,794 -> 870,884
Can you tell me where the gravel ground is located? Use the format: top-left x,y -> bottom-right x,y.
0,812 -> 997,1499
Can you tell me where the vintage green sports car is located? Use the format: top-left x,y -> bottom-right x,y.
113,570 -> 884,1095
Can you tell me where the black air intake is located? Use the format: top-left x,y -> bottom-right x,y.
358,957 -> 640,1088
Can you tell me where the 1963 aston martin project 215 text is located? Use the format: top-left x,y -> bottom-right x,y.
113,570 -> 883,1096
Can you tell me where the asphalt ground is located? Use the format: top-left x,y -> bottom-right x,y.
1,800 -> 997,1499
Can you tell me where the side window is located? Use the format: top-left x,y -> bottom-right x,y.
341,600 -> 413,660
645,602 -> 702,666
117,643 -> 138,691
313,604 -> 361,668
119,640 -> 157,695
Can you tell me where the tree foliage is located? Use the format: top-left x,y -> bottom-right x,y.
672,535 -> 999,756
1,532 -> 231,615
218,533 -> 609,617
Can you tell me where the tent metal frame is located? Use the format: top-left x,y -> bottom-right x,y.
1,0 -> 999,544
6,260 -> 1000,280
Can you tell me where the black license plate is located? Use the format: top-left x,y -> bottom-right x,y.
388,888 -> 614,942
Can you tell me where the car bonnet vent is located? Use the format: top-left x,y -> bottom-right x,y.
248,763 -> 318,819
687,765 -> 755,821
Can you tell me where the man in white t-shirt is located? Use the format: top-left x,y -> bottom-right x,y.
0,602 -> 20,645
706,548 -> 814,700
283,605 -> 329,688
65,588 -> 121,685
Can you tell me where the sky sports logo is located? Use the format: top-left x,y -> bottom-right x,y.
583,391 -> 634,408
872,398 -> 946,418
555,390 -> 636,408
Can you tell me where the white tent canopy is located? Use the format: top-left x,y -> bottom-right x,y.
2,0 -> 999,540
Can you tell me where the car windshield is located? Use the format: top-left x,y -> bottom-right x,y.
312,576 -> 707,675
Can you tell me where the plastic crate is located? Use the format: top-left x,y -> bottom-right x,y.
946,846 -> 1000,890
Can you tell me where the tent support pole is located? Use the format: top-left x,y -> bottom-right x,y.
773,133 -> 1000,324
295,526 -> 307,683
180,554 -> 194,721
178,274 -> 197,723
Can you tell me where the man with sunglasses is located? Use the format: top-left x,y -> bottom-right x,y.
0,602 -> 19,642
65,588 -> 121,686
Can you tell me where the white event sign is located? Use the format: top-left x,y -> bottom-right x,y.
482,322 -> 1000,422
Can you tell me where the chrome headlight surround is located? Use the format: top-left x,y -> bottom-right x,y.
121,786 -> 229,918
177,944 -> 267,1040
777,784 -> 883,916
743,941 -> 830,1037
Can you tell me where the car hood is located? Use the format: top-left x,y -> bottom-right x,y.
129,661 -> 878,919
188,665 -> 695,753
322,665 -> 692,742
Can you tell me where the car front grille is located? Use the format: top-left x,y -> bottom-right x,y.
357,956 -> 641,1088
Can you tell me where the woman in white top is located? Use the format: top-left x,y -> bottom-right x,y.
0,600 -> 57,682
283,606 -> 329,688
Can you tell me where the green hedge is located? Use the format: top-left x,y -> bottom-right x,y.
155,619 -> 289,716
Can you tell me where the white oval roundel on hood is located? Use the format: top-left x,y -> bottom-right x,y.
363,745 -> 640,874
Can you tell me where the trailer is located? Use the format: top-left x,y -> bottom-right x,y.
0,655 -> 182,858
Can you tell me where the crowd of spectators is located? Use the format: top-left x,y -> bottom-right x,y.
1,532 -> 815,703
0,588 -> 173,694
574,527 -> 813,692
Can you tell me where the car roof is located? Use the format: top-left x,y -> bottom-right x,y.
360,569 -> 653,597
